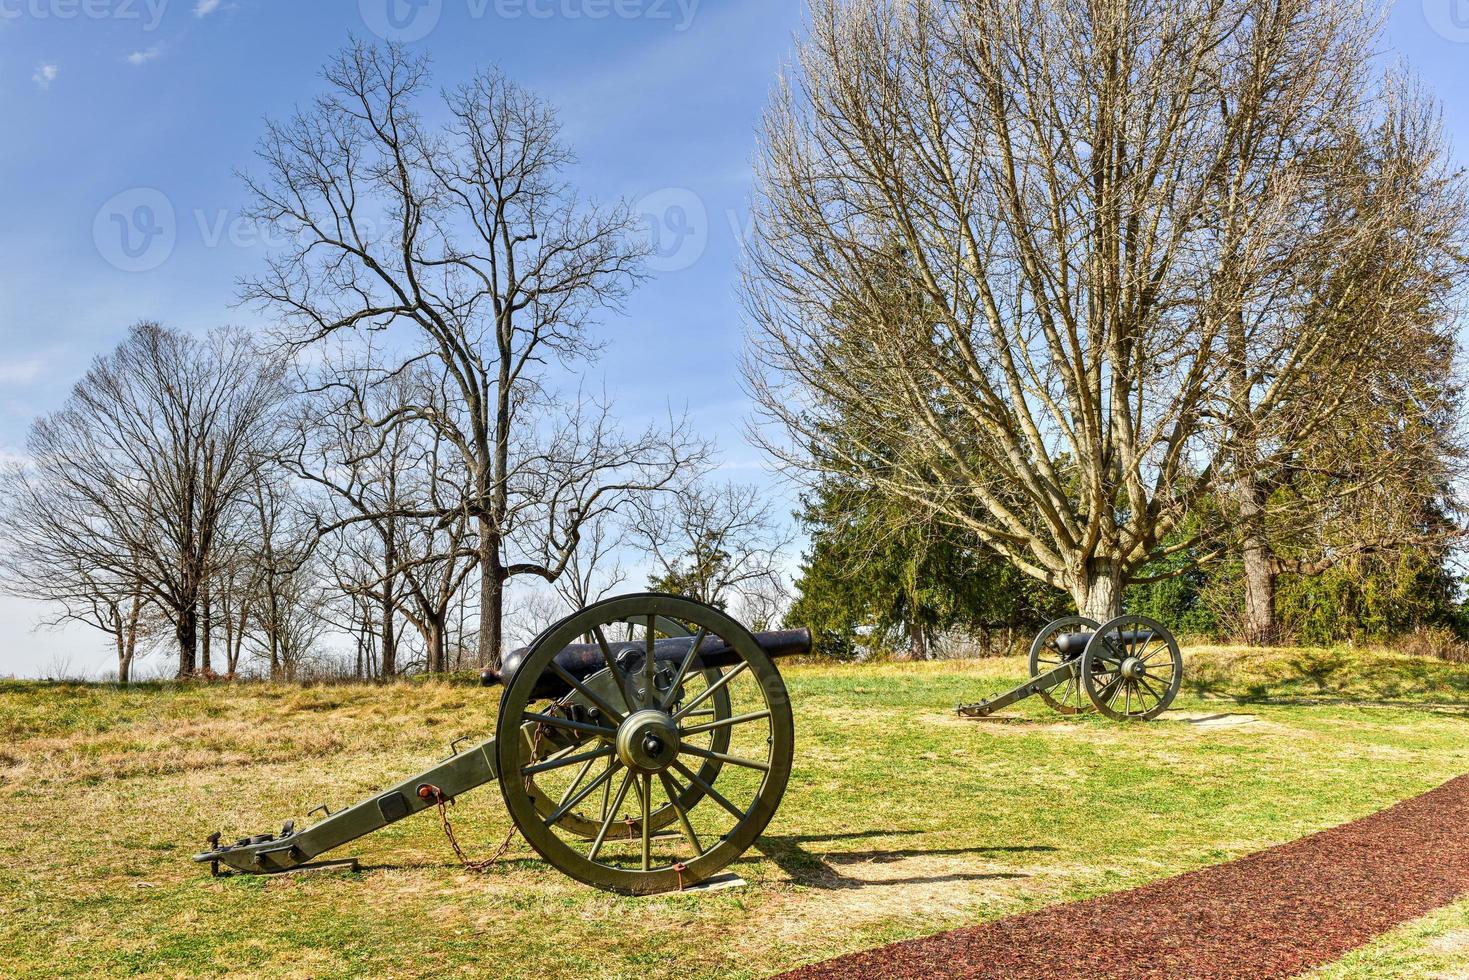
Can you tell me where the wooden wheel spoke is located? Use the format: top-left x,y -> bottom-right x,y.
588,769 -> 636,863
659,772 -> 704,857
642,616 -> 657,708
523,744 -> 613,778
672,759 -> 747,822
1138,676 -> 1167,704
672,661 -> 749,722
661,628 -> 708,711
593,626 -> 633,713
557,753 -> 600,809
640,773 -> 653,871
549,660 -> 626,725
543,757 -> 622,827
599,756 -> 614,825
681,708 -> 771,737
680,743 -> 770,773
1095,675 -> 1124,706
524,711 -> 617,739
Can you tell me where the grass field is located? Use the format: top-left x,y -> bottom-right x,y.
4,645 -> 1469,979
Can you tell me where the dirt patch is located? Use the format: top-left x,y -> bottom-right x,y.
744,848 -> 1036,956
777,773 -> 1469,979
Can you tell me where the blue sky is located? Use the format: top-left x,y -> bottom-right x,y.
0,0 -> 1466,677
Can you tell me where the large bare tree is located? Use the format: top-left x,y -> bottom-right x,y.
0,324 -> 288,676
242,41 -> 702,667
742,0 -> 1454,621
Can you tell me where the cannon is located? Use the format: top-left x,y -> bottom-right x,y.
958,614 -> 1183,721
195,593 -> 803,895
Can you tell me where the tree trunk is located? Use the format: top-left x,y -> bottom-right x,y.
115,627 -> 131,684
1236,478 -> 1279,645
119,593 -> 142,684
1072,559 -> 1122,623
381,530 -> 398,679
380,586 -> 397,680
477,522 -> 504,670
228,604 -> 247,676
908,619 -> 929,661
427,617 -> 447,674
200,579 -> 212,675
176,604 -> 198,678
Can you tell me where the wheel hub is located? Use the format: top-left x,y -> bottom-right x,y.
1120,656 -> 1146,680
616,709 -> 680,773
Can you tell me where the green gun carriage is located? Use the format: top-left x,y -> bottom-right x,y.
195,597 -> 1182,894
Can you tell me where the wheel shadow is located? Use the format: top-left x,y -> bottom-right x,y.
1171,712 -> 1260,726
746,830 -> 1048,889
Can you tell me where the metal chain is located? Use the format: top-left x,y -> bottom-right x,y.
432,717 -> 551,873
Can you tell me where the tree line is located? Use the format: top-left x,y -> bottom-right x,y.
0,320 -> 788,683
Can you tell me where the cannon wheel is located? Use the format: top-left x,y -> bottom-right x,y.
496,593 -> 795,895
525,613 -> 732,841
1080,615 -> 1183,721
1028,616 -> 1101,715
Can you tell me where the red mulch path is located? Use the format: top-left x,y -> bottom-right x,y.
776,773 -> 1469,979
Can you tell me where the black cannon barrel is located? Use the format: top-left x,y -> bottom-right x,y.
481,628 -> 812,697
1052,630 -> 1155,656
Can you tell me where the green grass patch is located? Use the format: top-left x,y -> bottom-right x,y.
2,646 -> 1467,978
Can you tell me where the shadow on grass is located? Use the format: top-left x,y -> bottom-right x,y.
750,830 -> 1048,889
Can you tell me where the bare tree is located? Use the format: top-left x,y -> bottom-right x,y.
244,550 -> 331,682
1213,79 -> 1467,640
393,417 -> 480,673
241,41 -> 703,667
290,353 -> 486,674
742,0 -> 1455,621
0,324 -> 287,676
0,540 -> 155,682
552,511 -> 628,611
290,357 -> 417,678
630,480 -> 792,610
206,534 -> 260,678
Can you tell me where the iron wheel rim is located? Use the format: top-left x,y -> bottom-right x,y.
1029,616 -> 1101,716
1080,615 -> 1182,721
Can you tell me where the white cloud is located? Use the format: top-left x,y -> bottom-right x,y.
31,64 -> 58,90
0,358 -> 45,384
126,46 -> 163,67
193,0 -> 222,16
